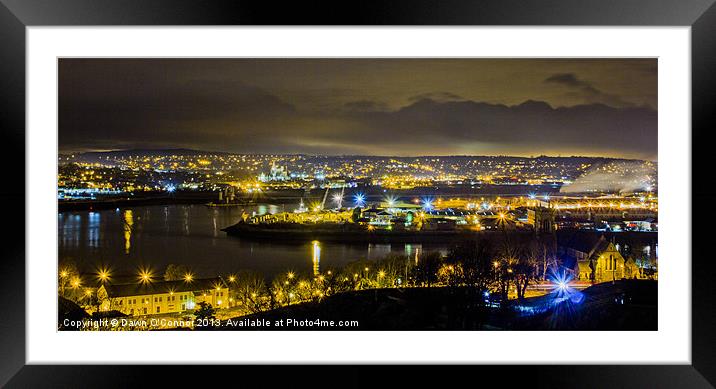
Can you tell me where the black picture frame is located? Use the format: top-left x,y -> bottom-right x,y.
1,0 -> 713,387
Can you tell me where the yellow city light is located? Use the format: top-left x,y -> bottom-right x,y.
138,268 -> 153,284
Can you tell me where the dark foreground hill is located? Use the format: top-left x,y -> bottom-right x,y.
210,280 -> 656,331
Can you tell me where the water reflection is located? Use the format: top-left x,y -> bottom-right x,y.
405,244 -> 422,264
312,240 -> 321,275
123,209 -> 133,254
88,211 -> 100,248
58,204 -> 449,280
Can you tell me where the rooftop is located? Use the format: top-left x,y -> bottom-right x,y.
101,277 -> 227,298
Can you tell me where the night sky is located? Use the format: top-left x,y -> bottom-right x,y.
59,58 -> 657,160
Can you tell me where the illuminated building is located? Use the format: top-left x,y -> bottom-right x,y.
97,277 -> 229,316
560,235 -> 642,283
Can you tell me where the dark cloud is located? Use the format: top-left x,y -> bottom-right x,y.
408,92 -> 465,103
328,98 -> 656,159
343,100 -> 390,112
59,59 -> 657,159
544,73 -> 636,108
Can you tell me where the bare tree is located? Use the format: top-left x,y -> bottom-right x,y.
445,239 -> 495,290
514,240 -> 540,300
235,271 -> 269,314
412,251 -> 442,287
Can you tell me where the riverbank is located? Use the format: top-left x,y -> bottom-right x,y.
57,191 -> 303,212
58,195 -> 211,211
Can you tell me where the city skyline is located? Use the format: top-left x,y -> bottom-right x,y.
59,58 -> 657,160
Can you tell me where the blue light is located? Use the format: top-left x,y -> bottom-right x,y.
528,193 -> 536,199
483,291 -> 490,298
548,270 -> 584,305
353,193 -> 365,207
422,197 -> 434,210
165,185 -> 176,193
549,270 -> 573,296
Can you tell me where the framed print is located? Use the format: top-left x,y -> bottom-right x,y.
1,0 -> 715,387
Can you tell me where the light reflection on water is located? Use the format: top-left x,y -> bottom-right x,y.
58,204 -> 448,280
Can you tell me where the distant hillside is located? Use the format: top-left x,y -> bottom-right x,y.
60,148 -> 230,162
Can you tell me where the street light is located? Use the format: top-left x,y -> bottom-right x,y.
422,197 -> 434,211
332,193 -> 343,208
385,195 -> 397,208
138,268 -> 153,284
353,193 -> 366,207
97,267 -> 111,283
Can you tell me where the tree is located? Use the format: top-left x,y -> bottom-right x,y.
164,264 -> 190,281
58,296 -> 89,331
494,234 -> 543,300
194,302 -> 216,321
534,235 -> 558,281
514,245 -> 539,300
234,271 -> 270,314
58,261 -> 80,299
445,239 -> 495,290
413,251 -> 442,287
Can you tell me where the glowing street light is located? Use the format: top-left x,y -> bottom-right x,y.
96,267 -> 111,283
557,280 -> 568,292
287,272 -> 295,280
228,275 -> 236,283
422,197 -> 434,211
138,268 -> 153,284
385,195 -> 397,208
332,193 -> 343,207
353,193 -> 366,207
59,270 -> 68,278
184,272 -> 194,283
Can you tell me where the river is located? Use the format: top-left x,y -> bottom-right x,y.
58,204 -> 448,281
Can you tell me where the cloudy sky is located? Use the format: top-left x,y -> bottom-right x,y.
59,58 -> 657,160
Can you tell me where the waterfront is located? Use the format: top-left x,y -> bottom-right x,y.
58,204 -> 445,280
